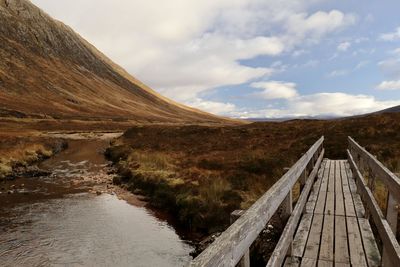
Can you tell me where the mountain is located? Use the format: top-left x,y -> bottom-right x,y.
0,0 -> 230,124
374,105 -> 400,114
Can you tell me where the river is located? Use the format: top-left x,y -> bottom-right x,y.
0,133 -> 193,267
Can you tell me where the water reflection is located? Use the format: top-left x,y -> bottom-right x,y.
0,193 -> 193,267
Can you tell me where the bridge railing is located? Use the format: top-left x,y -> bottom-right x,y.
189,136 -> 324,267
347,136 -> 400,266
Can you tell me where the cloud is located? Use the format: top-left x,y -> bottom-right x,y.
378,59 -> 400,80
380,26 -> 400,41
186,98 -> 237,115
251,81 -> 298,99
327,61 -> 368,78
234,93 -> 400,118
327,69 -> 349,78
376,80 -> 400,90
337,41 -> 351,51
31,0 -> 357,107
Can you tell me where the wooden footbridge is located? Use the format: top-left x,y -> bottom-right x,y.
190,137 -> 400,267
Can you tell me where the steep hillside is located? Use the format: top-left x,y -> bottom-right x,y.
0,0 -> 230,123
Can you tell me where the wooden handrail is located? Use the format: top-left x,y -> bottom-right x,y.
189,136 -> 324,267
347,150 -> 400,266
348,136 -> 400,266
348,136 -> 400,202
267,148 -> 325,267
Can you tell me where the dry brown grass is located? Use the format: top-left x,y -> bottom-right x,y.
108,113 -> 400,234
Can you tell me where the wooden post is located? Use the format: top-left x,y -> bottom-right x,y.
383,193 -> 399,267
365,171 -> 375,220
299,169 -> 307,191
280,189 -> 293,255
230,210 -> 250,267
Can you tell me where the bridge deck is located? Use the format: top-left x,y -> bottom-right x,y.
284,159 -> 381,267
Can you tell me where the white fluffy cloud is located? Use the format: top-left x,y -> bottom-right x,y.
251,81 -> 298,99
337,41 -> 351,51
239,92 -> 400,118
376,80 -> 400,90
380,26 -> 400,41
187,99 -> 237,115
32,0 -> 356,108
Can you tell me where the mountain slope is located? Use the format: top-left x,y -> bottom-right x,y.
374,105 -> 400,114
0,0 -> 231,123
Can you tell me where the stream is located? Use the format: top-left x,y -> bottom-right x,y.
0,133 -> 193,267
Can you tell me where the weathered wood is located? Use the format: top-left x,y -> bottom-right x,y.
230,210 -> 250,267
303,214 -> 323,260
334,215 -> 350,264
327,160 -> 335,193
347,216 -> 368,266
189,137 -> 324,267
283,256 -> 300,267
305,175 -> 323,214
267,149 -> 325,267
300,257 -> 316,267
340,161 -> 357,218
383,192 -> 399,267
358,218 -> 381,267
292,214 -> 313,258
349,136 -> 400,203
334,162 -> 346,217
324,192 -> 334,216
314,161 -> 330,214
319,215 -> 334,262
317,260 -> 333,267
348,150 -> 400,266
280,189 -> 293,222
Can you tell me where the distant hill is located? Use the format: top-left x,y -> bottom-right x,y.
374,105 -> 400,114
0,0 -> 231,124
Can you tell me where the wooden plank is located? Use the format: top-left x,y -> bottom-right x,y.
358,218 -> 381,267
348,136 -> 400,203
327,161 -> 335,192
305,160 -> 326,214
335,161 -> 346,217
335,215 -> 350,264
352,193 -> 366,218
267,150 -> 325,267
306,177 -> 322,214
319,215 -> 334,262
190,137 -> 324,267
300,257 -> 316,267
315,161 -> 330,214
347,216 -> 368,266
292,214 -> 313,258
303,214 -> 324,260
345,163 -> 366,217
324,192 -> 334,215
335,160 -> 343,194
317,260 -> 333,267
283,256 -> 300,267
341,161 -> 357,217
348,150 -> 400,266
334,263 -> 350,267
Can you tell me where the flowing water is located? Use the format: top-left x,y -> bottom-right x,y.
0,134 -> 193,267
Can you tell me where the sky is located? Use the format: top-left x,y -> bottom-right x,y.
31,0 -> 400,118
